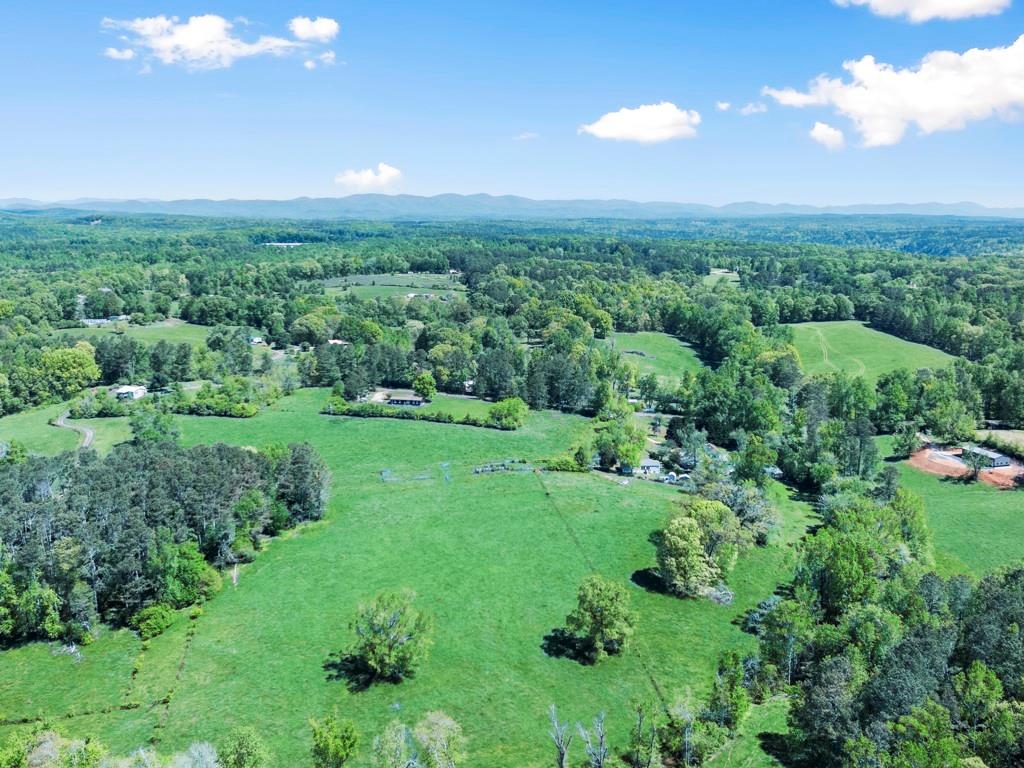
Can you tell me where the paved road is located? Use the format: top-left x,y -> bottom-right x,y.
55,410 -> 95,449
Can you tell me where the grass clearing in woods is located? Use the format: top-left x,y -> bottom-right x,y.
0,389 -> 813,768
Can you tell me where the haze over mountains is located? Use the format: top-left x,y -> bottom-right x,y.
3,194 -> 1024,220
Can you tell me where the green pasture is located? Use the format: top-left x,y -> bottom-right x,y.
325,273 -> 464,301
606,331 -> 704,383
54,319 -> 213,347
788,321 -> 952,382
0,389 -> 811,767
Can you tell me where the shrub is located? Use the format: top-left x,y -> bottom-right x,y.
219,727 -> 269,768
487,397 -> 528,429
130,603 -> 175,640
310,713 -> 359,768
348,590 -> 433,683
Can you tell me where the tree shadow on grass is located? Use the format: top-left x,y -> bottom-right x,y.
323,652 -> 378,693
757,731 -> 802,767
540,629 -> 596,666
631,568 -> 671,596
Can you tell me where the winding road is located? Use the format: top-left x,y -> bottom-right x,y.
55,410 -> 95,449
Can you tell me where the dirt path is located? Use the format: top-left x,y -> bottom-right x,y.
814,326 -> 838,372
814,325 -> 865,377
55,410 -> 94,448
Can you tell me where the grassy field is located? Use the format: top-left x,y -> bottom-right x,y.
788,321 -> 952,382
606,332 -> 704,383
0,402 -> 79,454
54,319 -> 213,347
325,273 -> 465,301
703,268 -> 740,287
0,389 -> 811,767
876,436 -> 1024,577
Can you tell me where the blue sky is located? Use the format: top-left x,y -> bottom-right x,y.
1,0 -> 1022,204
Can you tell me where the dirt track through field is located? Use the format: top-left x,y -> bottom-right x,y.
55,410 -> 94,448
814,325 -> 865,377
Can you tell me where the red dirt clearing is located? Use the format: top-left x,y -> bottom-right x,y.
909,447 -> 1023,489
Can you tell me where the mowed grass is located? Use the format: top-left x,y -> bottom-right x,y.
607,332 -> 704,383
54,319 -> 213,347
325,273 -> 464,301
895,464 -> 1024,577
0,402 -> 79,454
703,268 -> 740,287
0,389 -> 811,767
875,436 -> 1024,577
788,321 -> 952,383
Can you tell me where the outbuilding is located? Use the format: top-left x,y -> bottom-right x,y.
112,385 -> 147,401
387,395 -> 424,407
963,445 -> 1012,468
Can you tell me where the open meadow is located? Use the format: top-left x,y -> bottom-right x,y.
0,389 -> 811,767
324,273 -> 465,301
605,331 -> 704,384
53,319 -> 214,347
876,437 -> 1024,577
788,321 -> 953,382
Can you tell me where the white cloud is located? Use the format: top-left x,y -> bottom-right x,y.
833,0 -> 1010,22
739,102 -> 768,116
764,35 -> 1024,146
104,47 -> 136,61
578,101 -> 701,143
335,162 -> 402,190
716,101 -> 732,111
102,14 -> 300,70
304,60 -> 317,71
288,16 -> 340,42
319,51 -> 336,66
810,121 -> 847,150
514,131 -> 539,141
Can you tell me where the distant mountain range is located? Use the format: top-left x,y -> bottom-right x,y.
3,194 -> 1024,220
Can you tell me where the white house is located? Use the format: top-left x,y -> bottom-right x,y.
637,458 -> 664,477
112,385 -> 147,401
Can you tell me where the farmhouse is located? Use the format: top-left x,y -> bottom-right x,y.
112,385 -> 147,401
638,458 -> 663,477
620,458 -> 663,478
248,335 -> 265,345
963,445 -> 1012,468
387,395 -> 424,407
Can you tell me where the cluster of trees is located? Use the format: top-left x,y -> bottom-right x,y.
655,499 -> 753,601
547,654 -> 755,768
0,440 -> 329,644
0,710 -> 466,768
323,395 -> 529,431
734,473 -> 1024,767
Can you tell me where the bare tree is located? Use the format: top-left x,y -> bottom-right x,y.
549,705 -> 573,768
577,713 -> 609,768
628,702 -> 663,768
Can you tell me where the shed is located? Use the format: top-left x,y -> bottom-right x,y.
964,445 -> 1012,468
